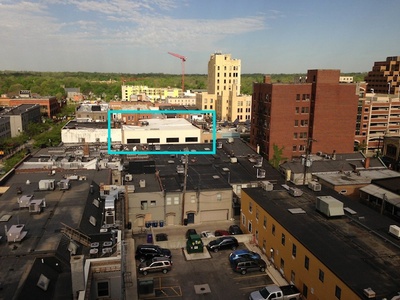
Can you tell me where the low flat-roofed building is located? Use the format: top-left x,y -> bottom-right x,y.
241,186 -> 400,299
3,103 -> 41,137
122,118 -> 202,145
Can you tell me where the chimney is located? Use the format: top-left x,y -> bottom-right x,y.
264,75 -> 271,84
364,157 -> 370,169
70,255 -> 85,297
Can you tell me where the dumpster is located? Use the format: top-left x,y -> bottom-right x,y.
145,221 -> 151,228
147,233 -> 153,244
152,220 -> 158,227
186,234 -> 204,253
159,220 -> 164,227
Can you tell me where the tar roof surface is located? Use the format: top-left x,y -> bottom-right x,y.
0,168 -> 111,300
243,186 -> 400,298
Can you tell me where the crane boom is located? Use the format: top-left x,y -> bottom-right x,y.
168,52 -> 186,93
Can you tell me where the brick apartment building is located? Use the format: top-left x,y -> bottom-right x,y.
365,56 -> 400,95
250,70 -> 359,161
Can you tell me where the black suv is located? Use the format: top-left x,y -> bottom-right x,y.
231,257 -> 267,275
206,236 -> 238,252
135,244 -> 172,262
228,224 -> 243,235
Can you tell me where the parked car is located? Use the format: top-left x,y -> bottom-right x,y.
229,249 -> 261,263
138,257 -> 172,275
228,224 -> 243,235
201,230 -> 215,238
135,244 -> 172,262
214,229 -> 230,236
206,236 -> 238,252
186,228 -> 197,239
231,257 -> 267,275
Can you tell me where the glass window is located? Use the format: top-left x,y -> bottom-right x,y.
141,201 -> 147,210
97,281 -> 109,297
281,233 -> 286,245
319,269 -> 325,282
272,224 -> 275,235
335,286 -> 342,299
166,197 -> 172,205
292,244 -> 297,257
263,216 -> 267,228
304,256 -> 309,270
303,284 -> 308,298
173,196 -> 179,205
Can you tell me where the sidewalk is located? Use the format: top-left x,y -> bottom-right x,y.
244,241 -> 289,287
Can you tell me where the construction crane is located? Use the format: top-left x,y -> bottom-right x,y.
168,52 -> 186,93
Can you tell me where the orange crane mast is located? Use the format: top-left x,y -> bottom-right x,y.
168,52 -> 187,93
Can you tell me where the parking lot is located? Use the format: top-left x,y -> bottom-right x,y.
134,228 -> 277,299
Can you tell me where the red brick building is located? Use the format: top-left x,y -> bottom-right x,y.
250,69 -> 359,161
0,95 -> 60,118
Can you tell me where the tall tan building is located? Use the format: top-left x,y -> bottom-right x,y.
365,56 -> 400,95
196,52 -> 251,122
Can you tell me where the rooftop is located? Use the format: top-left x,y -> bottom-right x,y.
243,186 -> 400,298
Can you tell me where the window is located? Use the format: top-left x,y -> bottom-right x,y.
304,256 -> 309,270
166,137 -> 179,143
141,201 -> 148,210
263,216 -> 267,228
296,94 -> 300,101
255,209 -> 259,220
290,270 -> 295,284
292,145 -> 297,151
281,233 -> 286,245
150,200 -> 156,206
248,221 -> 252,233
295,107 -> 299,114
147,138 -> 160,143
294,132 -> 298,139
272,224 -> 275,235
303,284 -> 308,298
97,281 -> 109,297
216,193 -> 222,201
242,214 -> 246,226
319,269 -> 325,282
166,197 -> 172,205
294,120 -> 299,126
335,286 -> 342,299
292,244 -> 297,257
185,137 -> 198,142
173,196 -> 179,205
249,201 -> 253,213
190,195 -> 196,203
300,119 -> 308,126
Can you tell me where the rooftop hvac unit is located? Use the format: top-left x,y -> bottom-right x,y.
139,179 -> 146,188
260,181 -> 273,191
176,165 -> 184,174
217,141 -> 223,149
308,181 -> 321,192
125,174 -> 133,182
105,211 -> 115,225
316,196 -> 344,217
228,138 -> 234,143
59,179 -> 70,190
257,168 -> 266,179
230,157 -> 238,163
388,225 -> 400,238
288,187 -> 303,197
38,179 -> 55,191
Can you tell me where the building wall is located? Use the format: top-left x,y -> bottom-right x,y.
240,190 -> 359,300
251,70 -> 359,161
356,94 -> 400,156
207,53 -> 241,96
61,128 -> 121,143
365,56 -> 400,95
9,97 -> 60,118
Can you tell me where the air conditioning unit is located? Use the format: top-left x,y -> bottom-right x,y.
230,157 -> 238,163
125,174 -> 133,182
389,225 -> 400,238
308,181 -> 321,191
260,181 -> 273,191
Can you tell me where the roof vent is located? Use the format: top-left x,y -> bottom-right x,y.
363,288 -> 376,298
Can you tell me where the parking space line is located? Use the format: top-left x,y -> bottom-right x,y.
239,284 -> 267,291
232,273 -> 268,280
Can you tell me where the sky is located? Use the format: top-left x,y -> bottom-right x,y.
1,0 -> 400,74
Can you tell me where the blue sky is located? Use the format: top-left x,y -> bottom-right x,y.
1,0 -> 399,74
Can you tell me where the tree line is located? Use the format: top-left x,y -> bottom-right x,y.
0,71 -> 367,101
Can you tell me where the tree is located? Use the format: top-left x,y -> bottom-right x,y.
269,143 -> 287,169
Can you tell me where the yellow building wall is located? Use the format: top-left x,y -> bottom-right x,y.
240,190 -> 360,300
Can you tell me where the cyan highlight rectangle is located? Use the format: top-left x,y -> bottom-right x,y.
107,109 -> 216,155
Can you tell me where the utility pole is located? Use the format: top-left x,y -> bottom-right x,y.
302,138 -> 316,185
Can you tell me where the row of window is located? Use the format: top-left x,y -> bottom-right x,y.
140,193 -> 223,210
294,119 -> 308,127
126,137 -> 198,144
296,94 -> 311,101
295,107 -> 309,114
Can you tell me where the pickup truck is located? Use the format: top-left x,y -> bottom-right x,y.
249,284 -> 301,300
